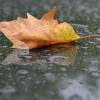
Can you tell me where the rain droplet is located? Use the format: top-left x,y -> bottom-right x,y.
48,56 -> 68,62
91,71 -> 100,77
96,28 -> 100,33
68,94 -> 83,100
18,54 -> 32,59
60,67 -> 66,71
17,69 -> 28,75
96,46 -> 100,49
0,53 -> 3,56
44,73 -> 56,81
0,86 -> 16,95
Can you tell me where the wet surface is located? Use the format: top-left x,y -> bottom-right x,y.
0,0 -> 100,100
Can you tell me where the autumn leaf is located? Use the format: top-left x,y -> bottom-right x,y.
0,7 -> 81,49
54,22 -> 80,42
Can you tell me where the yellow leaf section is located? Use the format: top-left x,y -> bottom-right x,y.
54,22 -> 80,42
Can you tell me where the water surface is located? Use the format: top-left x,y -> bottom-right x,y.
0,0 -> 100,100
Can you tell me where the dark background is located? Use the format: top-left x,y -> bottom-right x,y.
0,0 -> 100,28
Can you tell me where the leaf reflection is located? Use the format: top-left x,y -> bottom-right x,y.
1,44 -> 78,65
49,44 -> 79,65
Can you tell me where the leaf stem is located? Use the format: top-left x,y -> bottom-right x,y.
78,34 -> 100,41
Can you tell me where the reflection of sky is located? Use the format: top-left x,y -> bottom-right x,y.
0,56 -> 100,100
58,72 -> 100,100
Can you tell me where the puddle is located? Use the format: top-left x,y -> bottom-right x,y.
0,0 -> 100,100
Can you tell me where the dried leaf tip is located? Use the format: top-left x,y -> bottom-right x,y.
42,6 -> 57,20
27,13 -> 34,19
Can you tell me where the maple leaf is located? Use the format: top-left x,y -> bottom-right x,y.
0,7 -> 80,49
